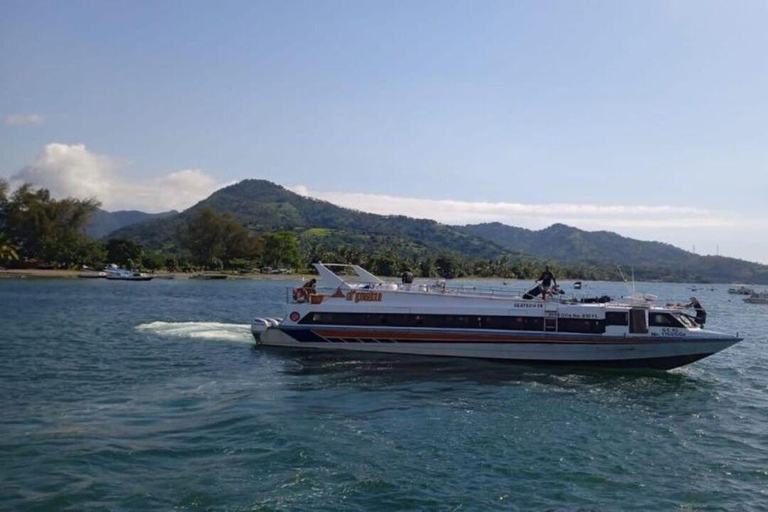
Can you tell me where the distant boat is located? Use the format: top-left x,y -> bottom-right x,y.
105,267 -> 153,281
729,286 -> 755,295
744,293 -> 768,304
189,274 -> 228,280
574,281 -> 582,290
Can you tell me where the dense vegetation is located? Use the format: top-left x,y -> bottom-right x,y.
0,180 -> 106,267
0,180 -> 612,279
3,178 -> 767,283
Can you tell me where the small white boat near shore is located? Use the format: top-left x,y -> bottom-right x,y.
252,263 -> 741,371
105,267 -> 153,281
189,273 -> 228,280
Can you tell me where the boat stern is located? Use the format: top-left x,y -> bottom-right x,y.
251,317 -> 282,344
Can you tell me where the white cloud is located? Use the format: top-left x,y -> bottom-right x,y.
288,185 -> 749,230
12,143 -> 225,212
5,114 -> 45,126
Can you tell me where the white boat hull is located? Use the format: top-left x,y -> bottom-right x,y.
256,326 -> 739,370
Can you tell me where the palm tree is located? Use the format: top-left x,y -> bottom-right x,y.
0,231 -> 19,264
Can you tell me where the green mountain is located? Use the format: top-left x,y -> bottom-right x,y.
86,208 -> 177,238
110,180 -> 507,259
109,179 -> 768,283
457,222 -> 768,283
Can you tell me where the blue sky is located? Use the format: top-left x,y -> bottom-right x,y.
2,1 -> 767,262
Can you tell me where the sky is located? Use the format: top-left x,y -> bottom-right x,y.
1,1 -> 767,262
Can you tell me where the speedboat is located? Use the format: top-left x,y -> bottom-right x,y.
189,273 -> 228,280
744,292 -> 768,304
252,263 -> 742,370
729,285 -> 755,295
105,268 -> 153,281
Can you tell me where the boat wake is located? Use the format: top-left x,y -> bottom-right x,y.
136,321 -> 253,343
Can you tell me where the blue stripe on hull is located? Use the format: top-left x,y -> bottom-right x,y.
265,328 -> 726,370
277,327 -> 717,346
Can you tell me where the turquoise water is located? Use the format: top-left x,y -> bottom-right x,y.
1,279 -> 767,510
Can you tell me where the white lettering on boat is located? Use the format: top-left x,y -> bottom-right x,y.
660,328 -> 686,337
558,313 -> 599,319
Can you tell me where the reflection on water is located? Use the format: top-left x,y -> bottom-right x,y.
256,345 -> 713,406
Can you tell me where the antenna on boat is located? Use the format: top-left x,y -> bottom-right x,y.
617,265 -> 633,295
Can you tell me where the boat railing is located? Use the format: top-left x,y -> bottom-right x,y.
286,282 -> 539,303
285,281 -> 613,304
442,284 -> 530,299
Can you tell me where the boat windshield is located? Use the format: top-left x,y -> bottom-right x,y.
674,313 -> 698,329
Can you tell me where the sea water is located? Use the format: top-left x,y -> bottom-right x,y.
1,279 -> 767,510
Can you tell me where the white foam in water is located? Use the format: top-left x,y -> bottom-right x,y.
136,321 -> 253,343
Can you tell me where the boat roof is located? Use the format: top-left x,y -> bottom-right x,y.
313,263 -> 383,289
311,263 -> 672,309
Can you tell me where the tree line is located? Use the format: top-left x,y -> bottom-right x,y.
0,180 -> 619,280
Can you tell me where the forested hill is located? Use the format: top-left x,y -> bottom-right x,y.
458,222 -> 768,283
110,179 -> 768,283
110,180 -> 507,259
85,208 -> 177,238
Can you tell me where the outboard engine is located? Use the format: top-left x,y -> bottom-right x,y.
251,318 -> 271,344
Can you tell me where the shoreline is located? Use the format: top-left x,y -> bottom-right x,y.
0,269 -> 744,286
0,269 -> 311,281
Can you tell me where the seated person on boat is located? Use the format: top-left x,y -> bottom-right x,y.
293,278 -> 317,303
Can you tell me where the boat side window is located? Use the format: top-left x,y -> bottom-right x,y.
649,312 -> 685,328
305,313 -> 329,324
605,312 -> 628,326
486,316 -> 542,331
421,315 -> 446,328
300,313 -> 543,331
453,316 -> 480,328
629,309 -> 648,334
484,316 -> 508,330
558,318 -> 606,334
506,316 -> 544,331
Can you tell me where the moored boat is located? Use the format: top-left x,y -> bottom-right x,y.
105,267 -> 153,281
189,274 -> 228,280
729,285 -> 755,295
252,263 -> 742,370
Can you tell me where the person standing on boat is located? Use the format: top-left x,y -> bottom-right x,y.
686,297 -> 707,327
537,266 -> 557,300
